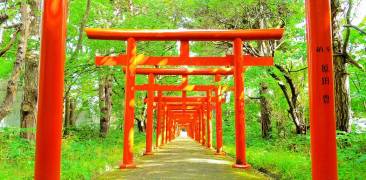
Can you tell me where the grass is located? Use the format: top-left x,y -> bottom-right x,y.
1,114 -> 365,179
0,126 -> 146,179
220,117 -> 366,180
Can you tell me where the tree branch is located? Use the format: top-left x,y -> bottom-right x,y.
70,0 -> 91,60
274,64 -> 298,104
247,96 -> 261,100
0,28 -> 20,57
288,67 -> 308,73
342,0 -> 353,53
2,23 -> 22,29
344,24 -> 366,35
345,53 -> 364,70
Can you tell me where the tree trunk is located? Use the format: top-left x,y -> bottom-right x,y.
69,99 -> 76,127
269,68 -> 306,134
99,74 -> 113,137
20,54 -> 38,140
63,95 -> 76,136
20,0 -> 40,140
126,0 -> 134,14
70,0 -> 91,59
0,2 -> 30,121
259,83 -> 272,139
331,0 -> 351,132
64,95 -> 70,135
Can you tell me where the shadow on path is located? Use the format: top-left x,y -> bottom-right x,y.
95,137 -> 269,180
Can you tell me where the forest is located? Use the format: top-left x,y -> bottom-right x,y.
0,0 -> 366,179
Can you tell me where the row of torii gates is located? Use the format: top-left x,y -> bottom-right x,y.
35,1 -> 337,180
96,46 -> 275,169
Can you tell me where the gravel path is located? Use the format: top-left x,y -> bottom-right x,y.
95,137 -> 269,180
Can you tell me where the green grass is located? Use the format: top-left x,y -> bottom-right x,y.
1,117 -> 365,179
220,118 -> 366,180
0,126 -> 146,179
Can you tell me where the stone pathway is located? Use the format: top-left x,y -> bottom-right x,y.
95,137 -> 269,180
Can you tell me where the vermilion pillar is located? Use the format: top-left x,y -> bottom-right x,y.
215,75 -> 224,155
198,108 -> 202,143
35,0 -> 67,179
195,114 -> 200,142
167,111 -> 171,142
120,38 -> 137,169
173,121 -> 176,139
156,91 -> 162,147
201,107 -> 206,146
233,38 -> 250,169
192,123 -> 195,139
162,104 -> 167,145
206,90 -> 212,148
144,73 -> 154,155
306,0 -> 338,179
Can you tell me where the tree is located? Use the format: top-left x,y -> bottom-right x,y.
99,74 -> 113,137
331,0 -> 364,131
183,0 -> 308,134
0,2 -> 31,121
63,0 -> 92,134
259,82 -> 272,138
20,0 -> 40,140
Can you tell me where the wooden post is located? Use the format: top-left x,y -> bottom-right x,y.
306,0 -> 338,179
201,107 -> 206,146
120,38 -> 137,169
156,91 -> 162,147
232,38 -> 250,169
35,0 -> 67,179
144,73 -> 154,155
215,74 -> 224,155
206,90 -> 212,149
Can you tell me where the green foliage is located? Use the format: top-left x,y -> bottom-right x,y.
220,101 -> 366,179
0,127 -> 146,179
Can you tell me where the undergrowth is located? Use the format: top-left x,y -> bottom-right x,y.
0,126 -> 146,179
221,117 -> 366,180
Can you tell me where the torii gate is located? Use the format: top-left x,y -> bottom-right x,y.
162,102 -> 208,146
166,107 -> 200,142
86,29 -> 282,169
166,104 -> 206,143
35,1 -> 338,179
132,68 -> 237,153
134,75 -> 222,153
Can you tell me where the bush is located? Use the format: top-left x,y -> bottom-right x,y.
0,126 -> 146,179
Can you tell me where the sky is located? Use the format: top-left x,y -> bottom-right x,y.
353,0 -> 366,25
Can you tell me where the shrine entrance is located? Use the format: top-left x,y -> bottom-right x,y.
87,28 -> 283,169
35,1 -> 338,180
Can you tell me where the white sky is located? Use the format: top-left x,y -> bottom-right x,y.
352,0 -> 366,25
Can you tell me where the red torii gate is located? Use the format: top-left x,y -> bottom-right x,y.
87,28 -> 282,169
133,68 -> 236,153
165,107 -> 200,142
168,105 -> 205,142
35,1 -> 338,179
134,75 -> 219,153
161,102 -> 208,146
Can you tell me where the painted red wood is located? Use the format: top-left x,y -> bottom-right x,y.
85,28 -> 284,41
35,1 -> 67,179
305,0 -> 338,179
96,55 -> 274,67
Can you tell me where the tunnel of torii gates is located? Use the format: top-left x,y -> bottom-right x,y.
93,37 -> 276,170
35,1 -> 337,180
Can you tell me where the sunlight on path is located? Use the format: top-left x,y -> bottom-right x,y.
95,137 -> 269,180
